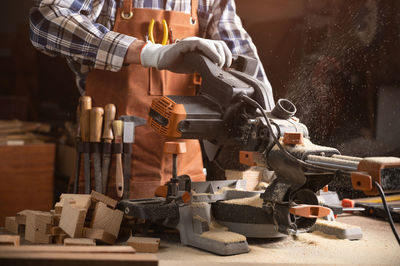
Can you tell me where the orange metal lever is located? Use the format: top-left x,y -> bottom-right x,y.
289,204 -> 331,218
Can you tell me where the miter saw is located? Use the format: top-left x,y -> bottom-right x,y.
118,53 -> 400,254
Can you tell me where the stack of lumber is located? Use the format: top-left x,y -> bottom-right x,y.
0,120 -> 51,145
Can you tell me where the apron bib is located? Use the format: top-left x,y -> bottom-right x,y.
83,0 -> 205,199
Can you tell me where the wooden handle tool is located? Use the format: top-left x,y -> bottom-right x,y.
101,104 -> 116,194
79,96 -> 92,143
79,96 -> 92,194
113,120 -> 124,198
90,107 -> 104,193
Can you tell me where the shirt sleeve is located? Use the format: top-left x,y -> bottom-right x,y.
29,0 -> 135,72
205,0 -> 275,109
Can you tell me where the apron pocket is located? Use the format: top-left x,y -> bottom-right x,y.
149,68 -> 165,96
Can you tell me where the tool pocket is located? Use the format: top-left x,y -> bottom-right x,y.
148,68 -> 165,96
149,69 -> 194,96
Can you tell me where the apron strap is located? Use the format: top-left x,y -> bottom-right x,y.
121,0 -> 133,19
191,0 -> 199,23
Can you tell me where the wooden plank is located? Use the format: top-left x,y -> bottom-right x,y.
0,245 -> 135,253
0,253 -> 157,266
0,144 -> 55,227
59,200 -> 87,238
126,236 -> 160,253
15,210 -> 33,225
24,211 -> 52,244
90,190 -> 118,209
0,235 -> 20,246
63,238 -> 96,246
90,202 -> 123,238
4,217 -> 19,234
83,228 -> 115,245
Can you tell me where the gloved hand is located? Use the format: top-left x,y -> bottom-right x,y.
140,37 -> 232,73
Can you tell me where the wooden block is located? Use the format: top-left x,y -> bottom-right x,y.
15,209 -> 33,225
52,214 -> 61,226
58,194 -> 92,210
90,190 -> 118,209
4,217 -> 19,234
83,228 -> 116,244
54,202 -> 63,215
24,211 -> 52,244
225,169 -> 262,190
64,238 -> 96,246
0,235 -> 20,246
54,194 -> 92,215
126,236 -> 160,253
59,200 -> 87,238
50,226 -> 63,236
90,202 -> 123,238
55,233 -> 67,244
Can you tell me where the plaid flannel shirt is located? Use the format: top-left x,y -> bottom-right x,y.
29,0 -> 273,107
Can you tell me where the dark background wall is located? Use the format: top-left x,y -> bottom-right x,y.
1,0 -> 399,156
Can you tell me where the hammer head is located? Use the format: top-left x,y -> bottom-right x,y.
119,115 -> 147,143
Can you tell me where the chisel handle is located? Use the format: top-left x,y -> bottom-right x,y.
113,120 -> 124,198
79,96 -> 92,142
103,104 -> 116,142
115,153 -> 124,198
90,107 -> 104,143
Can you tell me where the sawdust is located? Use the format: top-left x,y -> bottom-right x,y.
201,220 -> 246,243
190,202 -> 209,209
221,195 -> 263,208
157,215 -> 400,265
200,230 -> 246,243
315,219 -> 355,230
191,186 -> 239,196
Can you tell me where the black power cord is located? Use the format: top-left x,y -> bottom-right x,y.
373,181 -> 400,245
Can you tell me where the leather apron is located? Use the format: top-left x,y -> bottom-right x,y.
84,0 -> 205,199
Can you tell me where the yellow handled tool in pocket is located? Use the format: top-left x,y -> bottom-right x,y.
148,19 -> 169,45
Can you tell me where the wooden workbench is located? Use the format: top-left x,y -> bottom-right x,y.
156,215 -> 399,265
1,215 -> 398,265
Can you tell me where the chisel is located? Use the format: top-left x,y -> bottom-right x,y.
90,107 -> 104,193
112,120 -> 124,198
73,103 -> 82,194
80,96 -> 92,194
101,104 -> 116,194
119,115 -> 147,199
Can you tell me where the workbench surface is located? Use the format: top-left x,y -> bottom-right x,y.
1,215 -> 398,265
157,215 -> 399,266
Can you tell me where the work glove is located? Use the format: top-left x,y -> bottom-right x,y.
140,37 -> 232,73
